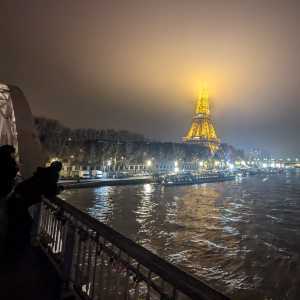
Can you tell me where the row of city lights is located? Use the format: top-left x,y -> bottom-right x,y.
52,156 -> 299,170
143,159 -> 291,172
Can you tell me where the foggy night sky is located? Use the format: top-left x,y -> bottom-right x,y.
1,0 -> 300,157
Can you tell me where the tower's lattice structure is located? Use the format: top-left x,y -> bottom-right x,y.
184,88 -> 220,153
0,84 -> 18,151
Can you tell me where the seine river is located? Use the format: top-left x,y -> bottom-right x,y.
62,172 -> 300,300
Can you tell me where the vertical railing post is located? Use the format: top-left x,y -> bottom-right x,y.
61,219 -> 76,296
31,202 -> 42,243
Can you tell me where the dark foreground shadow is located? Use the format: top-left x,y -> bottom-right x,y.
0,245 -> 61,300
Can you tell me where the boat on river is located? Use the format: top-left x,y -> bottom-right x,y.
160,172 -> 236,186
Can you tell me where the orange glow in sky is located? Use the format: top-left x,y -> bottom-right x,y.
2,0 -> 300,156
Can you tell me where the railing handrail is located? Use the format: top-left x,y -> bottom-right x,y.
47,196 -> 229,300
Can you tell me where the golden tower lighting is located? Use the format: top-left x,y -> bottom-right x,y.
183,87 -> 220,154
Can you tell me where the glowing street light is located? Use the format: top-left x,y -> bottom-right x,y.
50,157 -> 60,163
146,160 -> 152,167
227,163 -> 234,170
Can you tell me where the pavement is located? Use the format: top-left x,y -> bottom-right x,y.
0,245 -> 61,300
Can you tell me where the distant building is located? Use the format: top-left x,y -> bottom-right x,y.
183,88 -> 220,154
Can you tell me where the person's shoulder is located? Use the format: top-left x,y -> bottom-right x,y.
35,166 -> 47,174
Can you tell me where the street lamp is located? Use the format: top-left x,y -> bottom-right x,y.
228,163 -> 234,170
174,160 -> 179,173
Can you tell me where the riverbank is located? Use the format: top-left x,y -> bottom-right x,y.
60,176 -> 154,189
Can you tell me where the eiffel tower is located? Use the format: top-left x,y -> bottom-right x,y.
183,88 -> 220,154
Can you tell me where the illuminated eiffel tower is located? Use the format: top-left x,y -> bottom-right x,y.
183,87 -> 220,154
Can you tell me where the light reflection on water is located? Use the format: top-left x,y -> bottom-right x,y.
62,173 -> 300,300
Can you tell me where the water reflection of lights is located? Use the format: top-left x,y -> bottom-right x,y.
88,186 -> 114,222
176,186 -> 222,229
135,184 -> 158,248
142,183 -> 153,195
235,174 -> 243,183
94,186 -> 112,198
172,185 -> 247,290
136,184 -> 156,224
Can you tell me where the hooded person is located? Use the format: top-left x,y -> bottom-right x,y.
5,161 -> 63,256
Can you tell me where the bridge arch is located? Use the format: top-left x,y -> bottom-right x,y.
0,83 -> 44,178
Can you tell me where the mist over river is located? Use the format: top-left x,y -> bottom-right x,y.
62,172 -> 300,300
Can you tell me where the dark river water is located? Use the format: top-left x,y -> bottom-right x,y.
62,172 -> 300,300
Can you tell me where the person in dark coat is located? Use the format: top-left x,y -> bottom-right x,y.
0,145 -> 18,259
5,161 -> 63,257
0,145 -> 19,198
43,161 -> 63,198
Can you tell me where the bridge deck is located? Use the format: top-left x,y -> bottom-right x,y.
0,245 -> 61,300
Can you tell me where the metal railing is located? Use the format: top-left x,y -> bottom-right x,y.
36,197 -> 229,300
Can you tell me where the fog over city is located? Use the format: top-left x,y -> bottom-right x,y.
1,0 -> 300,156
